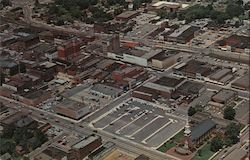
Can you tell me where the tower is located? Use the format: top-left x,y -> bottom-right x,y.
183,119 -> 191,149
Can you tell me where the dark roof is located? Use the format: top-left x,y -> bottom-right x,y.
151,50 -> 178,60
135,154 -> 150,160
217,34 -> 250,49
179,26 -> 200,39
177,81 -> 205,94
154,76 -> 184,88
191,119 -> 216,141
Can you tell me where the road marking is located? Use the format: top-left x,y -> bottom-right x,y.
115,112 -> 147,134
142,118 -> 173,144
128,115 -> 161,138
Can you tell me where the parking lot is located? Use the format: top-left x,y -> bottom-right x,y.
91,99 -> 185,148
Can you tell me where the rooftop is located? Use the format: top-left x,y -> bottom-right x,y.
191,119 -> 216,141
154,76 -> 184,88
116,11 -> 138,19
151,50 -> 178,60
91,84 -> 123,96
169,25 -> 200,39
212,89 -> 237,102
72,135 -> 100,149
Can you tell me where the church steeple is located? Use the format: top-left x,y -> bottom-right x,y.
184,119 -> 191,137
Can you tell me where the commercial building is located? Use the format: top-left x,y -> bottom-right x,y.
151,1 -> 189,12
216,34 -> 250,53
189,119 -> 216,148
208,68 -> 233,85
88,142 -> 116,160
231,74 -> 249,91
211,89 -> 238,105
173,60 -> 214,80
17,89 -> 51,106
0,58 -> 19,76
151,50 -> 182,69
90,83 -> 123,99
55,99 -> 90,120
175,81 -> 206,96
70,135 -> 102,160
167,25 -> 200,44
116,11 -> 139,21
107,47 -> 162,66
57,39 -> 81,61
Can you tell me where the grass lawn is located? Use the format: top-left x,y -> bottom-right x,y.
157,130 -> 184,152
192,143 -> 215,160
157,142 -> 175,152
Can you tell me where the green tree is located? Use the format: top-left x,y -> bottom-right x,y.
210,136 -> 223,152
133,0 -> 141,10
226,4 -> 244,18
0,73 -> 5,86
223,106 -> 236,120
225,123 -> 240,145
0,0 -> 11,7
188,106 -> 197,116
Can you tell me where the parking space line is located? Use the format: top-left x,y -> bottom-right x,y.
100,107 -> 136,130
115,112 -> 146,134
128,115 -> 161,138
142,118 -> 173,144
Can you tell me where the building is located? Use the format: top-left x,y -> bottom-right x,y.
151,1 -> 189,12
208,68 -> 234,85
55,99 -> 90,120
173,60 -> 214,80
70,135 -> 102,160
189,119 -> 216,148
0,58 -> 19,76
135,154 -> 150,160
17,34 -> 40,51
167,25 -> 200,44
175,81 -> 206,96
2,73 -> 33,92
17,89 -> 51,106
88,142 -> 115,160
30,61 -> 57,82
34,148 -> 67,160
57,39 -> 81,61
90,84 -> 123,99
116,11 -> 139,21
108,47 -> 162,67
211,89 -> 238,105
151,50 -> 182,69
216,34 -> 250,53
231,74 -> 249,91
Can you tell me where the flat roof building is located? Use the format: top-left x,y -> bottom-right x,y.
211,89 -> 238,105
55,99 -> 90,120
167,25 -> 200,44
71,135 -> 102,160
90,84 -> 123,99
231,74 -> 249,91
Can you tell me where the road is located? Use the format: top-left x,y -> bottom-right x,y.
212,126 -> 249,160
0,96 -> 181,160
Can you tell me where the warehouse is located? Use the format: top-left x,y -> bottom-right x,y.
55,99 -> 90,120
151,50 -> 181,69
211,89 -> 238,105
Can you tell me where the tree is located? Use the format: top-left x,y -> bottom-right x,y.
210,137 -> 223,152
0,0 -> 11,7
188,106 -> 196,116
226,4 -> 244,18
133,0 -> 141,10
225,123 -> 240,145
223,106 -> 236,120
0,73 -> 5,86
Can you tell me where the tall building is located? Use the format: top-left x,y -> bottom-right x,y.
57,39 -> 81,61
